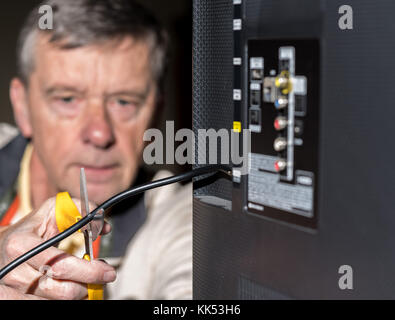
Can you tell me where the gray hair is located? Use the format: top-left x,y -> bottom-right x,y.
17,0 -> 169,90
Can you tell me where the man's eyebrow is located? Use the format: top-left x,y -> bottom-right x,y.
44,86 -> 85,96
44,86 -> 152,99
107,84 -> 152,100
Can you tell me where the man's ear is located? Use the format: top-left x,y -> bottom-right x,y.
152,92 -> 165,129
10,77 -> 32,138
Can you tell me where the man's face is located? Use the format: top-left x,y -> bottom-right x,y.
21,35 -> 158,204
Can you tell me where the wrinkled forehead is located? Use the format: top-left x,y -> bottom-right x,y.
30,33 -> 154,91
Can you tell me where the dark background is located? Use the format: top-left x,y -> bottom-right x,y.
0,0 -> 192,172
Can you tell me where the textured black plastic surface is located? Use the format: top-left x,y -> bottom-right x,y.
192,0 -> 233,201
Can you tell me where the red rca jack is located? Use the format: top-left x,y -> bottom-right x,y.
274,116 -> 288,131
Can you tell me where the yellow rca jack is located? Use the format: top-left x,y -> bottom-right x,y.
275,70 -> 292,95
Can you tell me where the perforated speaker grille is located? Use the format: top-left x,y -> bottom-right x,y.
192,0 -> 233,201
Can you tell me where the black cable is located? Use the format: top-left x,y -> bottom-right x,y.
0,164 -> 231,280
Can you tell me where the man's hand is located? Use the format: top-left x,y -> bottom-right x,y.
0,197 -> 116,300
0,284 -> 45,300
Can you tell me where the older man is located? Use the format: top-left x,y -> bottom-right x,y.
0,0 -> 192,299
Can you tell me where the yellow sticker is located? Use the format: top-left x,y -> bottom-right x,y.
233,121 -> 242,133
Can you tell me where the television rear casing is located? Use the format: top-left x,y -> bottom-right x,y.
193,0 -> 395,299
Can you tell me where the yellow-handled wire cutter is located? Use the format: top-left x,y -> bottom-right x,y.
80,167 -> 104,300
55,168 -> 104,300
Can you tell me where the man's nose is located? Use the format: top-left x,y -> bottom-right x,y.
81,101 -> 115,149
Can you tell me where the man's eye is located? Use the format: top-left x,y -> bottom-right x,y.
117,99 -> 132,106
59,96 -> 75,103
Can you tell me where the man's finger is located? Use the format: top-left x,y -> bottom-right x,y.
33,276 -> 88,300
45,255 -> 116,284
1,262 -> 42,293
1,261 -> 87,300
101,221 -> 112,235
6,232 -> 116,284
0,284 -> 46,300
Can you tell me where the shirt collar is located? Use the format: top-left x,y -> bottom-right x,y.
17,143 -> 33,217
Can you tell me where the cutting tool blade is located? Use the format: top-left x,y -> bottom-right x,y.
80,168 -> 90,218
80,168 -> 93,261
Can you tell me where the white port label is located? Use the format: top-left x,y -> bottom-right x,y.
248,202 -> 264,211
233,57 -> 242,65
250,83 -> 261,90
292,76 -> 307,95
249,124 -> 261,133
250,57 -> 263,69
233,89 -> 242,101
233,0 -> 242,4
279,47 -> 295,60
297,175 -> 313,186
233,19 -> 242,30
232,168 -> 241,178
